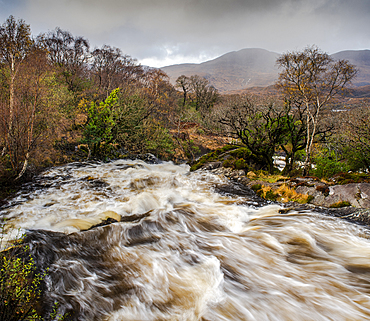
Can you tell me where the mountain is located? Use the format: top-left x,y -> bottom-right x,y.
161,48 -> 279,93
331,50 -> 370,87
160,48 -> 370,94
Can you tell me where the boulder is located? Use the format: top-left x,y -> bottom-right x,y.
321,183 -> 370,208
200,161 -> 222,170
295,185 -> 327,206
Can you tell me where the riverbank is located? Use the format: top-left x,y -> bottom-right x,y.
195,164 -> 370,227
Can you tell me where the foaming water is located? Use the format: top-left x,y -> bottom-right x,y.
2,160 -> 370,320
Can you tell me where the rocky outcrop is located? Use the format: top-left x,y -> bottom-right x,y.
200,165 -> 370,209
295,182 -> 370,208
325,183 -> 370,208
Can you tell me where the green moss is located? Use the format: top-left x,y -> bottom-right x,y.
190,144 -> 268,172
234,158 -> 246,170
251,184 -> 262,192
229,147 -> 252,159
190,144 -> 240,171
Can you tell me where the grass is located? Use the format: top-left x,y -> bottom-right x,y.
329,201 -> 352,208
253,183 -> 314,204
252,172 -> 289,184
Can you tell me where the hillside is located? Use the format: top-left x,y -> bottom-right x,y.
331,50 -> 370,87
161,48 -> 279,93
161,48 -> 370,94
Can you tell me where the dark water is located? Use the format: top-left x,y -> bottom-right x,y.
2,160 -> 370,321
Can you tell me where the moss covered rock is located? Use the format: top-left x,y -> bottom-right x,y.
190,145 -> 267,172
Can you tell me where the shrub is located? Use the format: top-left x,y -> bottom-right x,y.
334,172 -> 370,185
1,227 -> 44,320
82,89 -> 118,158
254,185 -> 278,201
313,150 -> 349,179
0,226 -> 70,321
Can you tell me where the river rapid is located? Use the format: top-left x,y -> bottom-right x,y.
2,160 -> 370,321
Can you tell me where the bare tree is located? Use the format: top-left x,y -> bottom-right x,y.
0,15 -> 34,155
38,27 -> 90,93
276,46 -> 357,175
340,106 -> 370,172
175,75 -> 190,108
175,75 -> 219,112
91,45 -> 144,99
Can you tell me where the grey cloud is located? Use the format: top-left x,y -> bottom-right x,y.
1,0 -> 369,66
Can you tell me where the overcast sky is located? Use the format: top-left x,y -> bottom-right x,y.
1,0 -> 369,67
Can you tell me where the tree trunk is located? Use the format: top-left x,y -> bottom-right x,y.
15,152 -> 29,180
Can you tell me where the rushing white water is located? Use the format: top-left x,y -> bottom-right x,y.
2,160 -> 370,321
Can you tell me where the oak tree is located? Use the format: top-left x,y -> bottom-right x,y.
218,95 -> 290,173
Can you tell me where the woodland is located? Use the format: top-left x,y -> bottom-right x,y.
0,15 -> 369,200
1,14 -> 370,320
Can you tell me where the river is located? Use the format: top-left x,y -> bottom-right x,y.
2,159 -> 370,320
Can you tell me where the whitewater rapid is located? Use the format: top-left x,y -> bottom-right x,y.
2,160 -> 370,320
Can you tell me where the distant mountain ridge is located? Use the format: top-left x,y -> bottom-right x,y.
160,48 -> 370,93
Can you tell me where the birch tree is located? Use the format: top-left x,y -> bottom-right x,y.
0,16 -> 34,156
276,46 -> 357,175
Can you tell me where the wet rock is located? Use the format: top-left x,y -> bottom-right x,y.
341,209 -> 370,226
135,153 -> 161,164
87,217 -> 119,230
215,182 -> 266,206
295,186 -> 326,206
321,183 -> 370,208
200,161 -> 222,170
199,161 -> 370,209
121,212 -> 151,223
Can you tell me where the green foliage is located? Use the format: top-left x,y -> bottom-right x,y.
0,226 -> 69,320
313,149 -> 349,179
0,227 -> 44,321
144,124 -> 174,158
81,88 -> 175,160
342,142 -> 370,173
114,92 -> 173,158
82,88 -> 118,157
